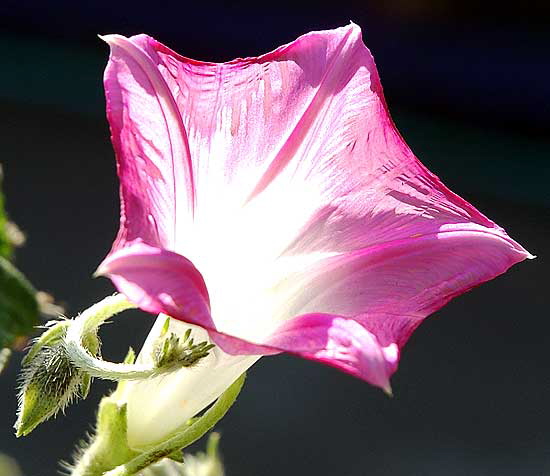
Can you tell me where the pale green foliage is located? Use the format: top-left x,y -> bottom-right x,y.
0,256 -> 39,351
0,453 -> 23,476
0,163 -> 40,362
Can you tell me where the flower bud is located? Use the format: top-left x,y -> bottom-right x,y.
15,342 -> 82,436
15,324 -> 100,436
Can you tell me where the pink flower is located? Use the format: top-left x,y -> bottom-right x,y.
97,24 -> 530,446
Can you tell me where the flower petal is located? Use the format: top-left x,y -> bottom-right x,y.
102,34 -> 195,251
267,313 -> 398,392
277,225 -> 530,324
97,241 -> 281,355
97,241 -> 214,329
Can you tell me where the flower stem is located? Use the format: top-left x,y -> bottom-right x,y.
64,294 -> 169,380
103,372 -> 246,476
64,295 -> 217,381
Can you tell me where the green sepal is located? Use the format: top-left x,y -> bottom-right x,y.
80,373 -> 92,399
21,320 -> 69,366
0,256 -> 39,349
70,399 -> 139,476
167,450 -> 184,463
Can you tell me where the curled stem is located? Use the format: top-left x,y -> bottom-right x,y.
64,294 -> 164,381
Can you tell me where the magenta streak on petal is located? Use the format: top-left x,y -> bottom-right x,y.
102,35 -> 195,246
246,26 -> 355,202
280,227 -> 530,323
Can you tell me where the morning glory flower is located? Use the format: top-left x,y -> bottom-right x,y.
96,24 -> 530,448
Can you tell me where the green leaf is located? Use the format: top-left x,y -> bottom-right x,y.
0,165 -> 14,260
0,256 -> 40,349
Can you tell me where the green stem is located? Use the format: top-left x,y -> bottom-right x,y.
103,372 -> 246,476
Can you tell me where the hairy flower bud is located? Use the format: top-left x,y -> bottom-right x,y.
15,342 -> 82,436
15,323 -> 99,436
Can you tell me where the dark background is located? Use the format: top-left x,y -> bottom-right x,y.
0,1 -> 549,475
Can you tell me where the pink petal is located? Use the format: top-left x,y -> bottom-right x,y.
98,242 -> 281,356
102,34 -> 195,251
266,313 -> 398,392
278,225 -> 529,328
97,241 -> 214,329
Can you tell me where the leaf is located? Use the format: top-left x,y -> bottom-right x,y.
0,256 -> 40,349
0,164 -> 14,260
0,164 -> 39,357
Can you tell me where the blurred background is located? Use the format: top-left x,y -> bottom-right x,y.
0,1 -> 548,475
